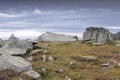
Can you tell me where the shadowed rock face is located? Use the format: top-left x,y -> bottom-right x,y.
37,32 -> 78,42
113,31 -> 120,41
83,27 -> 113,44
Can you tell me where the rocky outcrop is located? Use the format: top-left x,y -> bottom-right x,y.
113,31 -> 120,41
83,27 -> 113,44
37,32 -> 78,42
0,34 -> 33,55
0,54 -> 32,73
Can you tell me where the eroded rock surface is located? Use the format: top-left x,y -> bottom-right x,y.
83,27 -> 113,44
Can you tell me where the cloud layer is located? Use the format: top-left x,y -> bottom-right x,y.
0,7 -> 120,39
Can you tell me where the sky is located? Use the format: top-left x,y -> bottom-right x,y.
0,0 -> 120,39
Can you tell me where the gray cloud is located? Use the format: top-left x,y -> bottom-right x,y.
0,0 -> 120,39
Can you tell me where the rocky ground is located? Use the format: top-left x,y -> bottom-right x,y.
0,41 -> 120,80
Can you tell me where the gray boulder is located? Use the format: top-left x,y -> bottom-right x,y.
37,32 -> 78,42
0,54 -> 32,73
0,34 -> 33,55
25,70 -> 41,79
113,31 -> 120,41
83,27 -> 113,44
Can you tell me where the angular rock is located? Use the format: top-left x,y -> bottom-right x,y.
0,34 -> 33,55
25,70 -> 40,79
0,54 -> 32,73
113,31 -> 120,41
37,32 -> 78,42
83,27 -> 113,44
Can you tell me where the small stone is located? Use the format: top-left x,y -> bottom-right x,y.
69,61 -> 74,65
81,55 -> 97,60
25,70 -> 40,79
56,69 -> 64,74
41,55 -> 46,62
48,56 -> 54,61
26,56 -> 33,61
101,62 -> 110,67
65,75 -> 71,80
41,67 -> 47,75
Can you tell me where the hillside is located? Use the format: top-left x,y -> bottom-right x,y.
0,41 -> 120,80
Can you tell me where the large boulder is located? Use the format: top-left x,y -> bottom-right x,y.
0,54 -> 32,73
83,27 -> 113,44
113,31 -> 120,41
0,34 -> 33,55
37,32 -> 78,42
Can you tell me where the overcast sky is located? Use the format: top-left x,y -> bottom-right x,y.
0,0 -> 120,39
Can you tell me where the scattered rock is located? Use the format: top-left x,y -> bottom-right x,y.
41,67 -> 47,75
25,70 -> 40,79
48,56 -> 54,61
83,27 -> 113,44
56,69 -> 64,74
65,75 -> 71,80
37,32 -> 78,42
0,54 -> 32,73
69,61 -> 74,66
81,56 -> 97,60
26,56 -> 33,61
101,62 -> 110,67
41,55 -> 46,62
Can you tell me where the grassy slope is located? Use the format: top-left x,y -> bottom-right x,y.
1,41 -> 120,80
